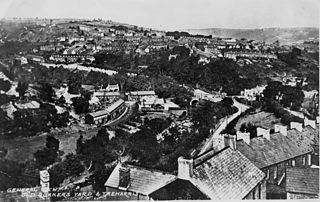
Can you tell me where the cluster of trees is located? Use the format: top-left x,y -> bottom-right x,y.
2,103 -> 69,138
191,98 -> 238,128
75,128 -> 129,190
166,31 -> 212,40
0,79 -> 11,93
34,135 -> 60,168
263,100 -> 303,125
142,46 -> 262,95
240,123 -> 258,139
48,153 -> 84,187
263,81 -> 304,111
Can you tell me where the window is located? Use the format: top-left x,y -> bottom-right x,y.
308,154 -> 312,166
292,159 -> 295,166
302,157 -> 306,166
273,166 -> 277,179
266,169 -> 270,180
258,184 -> 261,199
252,188 -> 255,199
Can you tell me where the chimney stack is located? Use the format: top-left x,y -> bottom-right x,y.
212,134 -> 225,152
178,157 -> 193,180
224,134 -> 236,150
290,122 -> 303,132
236,131 -> 250,144
119,166 -> 130,190
257,127 -> 270,140
274,124 -> 287,136
304,118 -> 316,129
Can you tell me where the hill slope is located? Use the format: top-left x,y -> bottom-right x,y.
184,27 -> 319,44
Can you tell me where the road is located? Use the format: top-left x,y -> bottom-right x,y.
198,97 -> 250,155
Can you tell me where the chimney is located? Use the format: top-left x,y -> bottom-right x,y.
236,131 -> 250,144
304,118 -> 316,129
118,166 -> 130,190
178,157 -> 193,180
274,124 -> 287,136
224,134 -> 236,150
290,122 -> 303,132
257,127 -> 270,140
212,134 -> 225,152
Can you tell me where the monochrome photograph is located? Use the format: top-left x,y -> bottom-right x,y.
0,0 -> 319,201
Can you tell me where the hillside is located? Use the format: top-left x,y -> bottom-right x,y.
184,27 -> 319,44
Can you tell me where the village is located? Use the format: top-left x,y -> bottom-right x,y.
0,11 -> 319,202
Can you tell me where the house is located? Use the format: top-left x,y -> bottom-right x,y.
50,55 -> 95,63
85,99 -> 125,125
26,54 -> 45,63
105,147 -> 266,200
286,124 -> 319,166
139,96 -> 180,113
241,85 -> 266,100
127,91 -> 156,101
15,56 -> 28,65
225,124 -> 315,199
93,91 -> 121,101
285,167 -> 319,199
105,84 -> 120,92
40,44 -> 55,51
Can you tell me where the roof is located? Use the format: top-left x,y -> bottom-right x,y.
287,126 -> 319,153
286,167 -> 319,195
105,164 -> 177,196
128,91 -> 156,96
190,147 -> 265,200
236,132 -> 313,168
14,101 -> 40,109
93,91 -> 120,97
89,99 -> 124,118
141,96 -> 164,105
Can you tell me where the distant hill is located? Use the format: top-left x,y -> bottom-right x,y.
183,27 -> 319,44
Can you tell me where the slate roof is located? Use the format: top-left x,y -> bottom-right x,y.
236,132 -> 313,168
286,167 -> 319,195
190,147 -> 265,200
104,164 -> 177,196
128,91 -> 156,96
89,99 -> 124,118
287,126 -> 319,153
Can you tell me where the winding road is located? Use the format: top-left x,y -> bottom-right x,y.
198,97 -> 250,155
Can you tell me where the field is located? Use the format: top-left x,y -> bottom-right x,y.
0,125 -> 99,163
235,111 -> 281,130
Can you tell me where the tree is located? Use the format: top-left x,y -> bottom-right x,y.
34,147 -> 58,168
56,95 -> 66,106
34,135 -> 60,168
16,81 -> 28,98
39,83 -> 55,102
0,94 -> 11,106
0,79 -> 11,93
71,96 -> 90,114
222,97 -> 234,106
46,135 -> 60,151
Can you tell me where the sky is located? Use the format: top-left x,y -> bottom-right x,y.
0,0 -> 319,30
